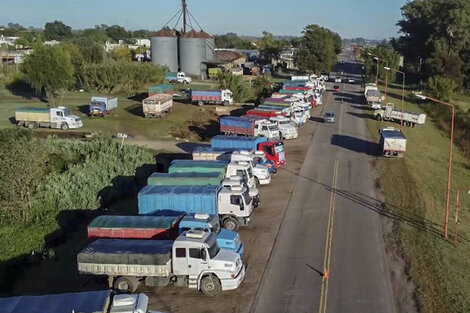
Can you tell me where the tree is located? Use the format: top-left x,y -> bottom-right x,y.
105,25 -> 130,43
44,20 -> 73,40
133,29 -> 150,38
253,76 -> 272,100
0,129 -> 46,223
258,31 -> 286,64
295,24 -> 341,73
214,34 -> 252,49
79,25 -> 109,43
217,72 -> 254,103
111,46 -> 132,62
73,37 -> 105,64
21,44 -> 74,103
62,42 -> 84,72
362,45 -> 401,83
423,50 -> 465,89
426,76 -> 457,102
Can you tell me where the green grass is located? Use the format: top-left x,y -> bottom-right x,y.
0,85 -> 217,140
451,93 -> 470,112
366,87 -> 470,313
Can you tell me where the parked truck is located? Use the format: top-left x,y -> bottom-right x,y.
190,90 -> 233,106
15,106 -> 82,130
168,160 -> 260,204
89,97 -> 118,117
374,103 -> 426,127
148,172 -> 225,186
78,230 -> 245,295
365,89 -> 383,104
148,84 -> 173,96
165,72 -> 192,84
142,94 -> 173,118
211,135 -> 286,167
379,127 -> 407,157
138,185 -> 253,230
0,290 -> 159,313
246,108 -> 286,118
88,213 -> 244,256
220,116 -> 280,140
269,116 -> 299,139
192,148 -> 272,185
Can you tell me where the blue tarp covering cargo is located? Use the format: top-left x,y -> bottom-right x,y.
0,290 -> 110,313
220,116 -> 255,136
138,185 -> 220,215
191,91 -> 222,97
211,135 -> 267,150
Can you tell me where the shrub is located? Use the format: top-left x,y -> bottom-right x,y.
426,76 -> 457,102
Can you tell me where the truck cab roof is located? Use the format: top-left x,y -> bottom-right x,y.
176,230 -> 216,246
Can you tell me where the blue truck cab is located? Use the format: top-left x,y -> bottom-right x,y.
179,213 -> 244,257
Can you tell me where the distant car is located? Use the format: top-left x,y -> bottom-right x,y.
334,77 -> 342,83
348,78 -> 355,84
323,112 -> 335,123
333,85 -> 340,92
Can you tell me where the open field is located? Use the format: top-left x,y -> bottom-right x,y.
365,87 -> 470,313
0,82 -> 224,140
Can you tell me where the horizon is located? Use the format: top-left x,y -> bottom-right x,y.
0,0 -> 407,40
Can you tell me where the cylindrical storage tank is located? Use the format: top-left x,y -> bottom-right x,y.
200,31 -> 215,60
150,29 -> 178,72
179,30 -> 207,76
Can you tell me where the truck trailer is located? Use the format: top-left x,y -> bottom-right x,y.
89,97 -> 118,117
379,127 -> 407,157
190,90 -> 233,106
374,104 -> 426,127
78,230 -> 245,295
88,214 -> 244,256
15,107 -> 82,130
220,116 -> 280,140
0,290 -> 158,313
142,94 -> 173,118
138,185 -> 253,231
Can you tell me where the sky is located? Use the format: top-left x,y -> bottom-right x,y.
0,0 -> 407,40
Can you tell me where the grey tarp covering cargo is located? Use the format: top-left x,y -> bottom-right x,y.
0,290 -> 110,313
77,239 -> 173,265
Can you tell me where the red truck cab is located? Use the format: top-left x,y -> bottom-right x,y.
259,141 -> 286,167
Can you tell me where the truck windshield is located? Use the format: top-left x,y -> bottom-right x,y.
279,120 -> 290,125
242,189 -> 251,206
268,125 -> 278,131
63,108 -> 71,116
208,241 -> 220,259
275,144 -> 284,153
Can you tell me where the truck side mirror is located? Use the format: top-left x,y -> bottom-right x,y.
201,249 -> 207,260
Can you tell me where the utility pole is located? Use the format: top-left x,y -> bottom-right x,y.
182,0 -> 187,33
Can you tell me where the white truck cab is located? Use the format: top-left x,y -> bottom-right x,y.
230,151 -> 272,185
221,89 -> 234,105
50,107 -> 83,130
270,116 -> 299,139
254,119 -> 281,141
218,186 -> 254,229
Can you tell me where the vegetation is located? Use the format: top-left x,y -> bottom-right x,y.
77,61 -> 165,94
217,72 -> 254,103
363,45 -> 401,83
0,131 -> 154,265
426,76 -> 458,102
44,20 -> 73,41
252,76 -> 272,100
258,31 -> 287,64
394,0 -> 470,88
21,44 -> 75,103
294,24 -> 342,73
214,33 -> 253,50
366,87 -> 470,313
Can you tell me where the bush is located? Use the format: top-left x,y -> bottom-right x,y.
77,61 -> 166,94
426,76 -> 457,102
217,71 -> 254,103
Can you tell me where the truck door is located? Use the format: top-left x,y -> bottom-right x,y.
229,194 -> 244,214
261,125 -> 269,138
50,109 -> 65,125
187,247 -> 209,277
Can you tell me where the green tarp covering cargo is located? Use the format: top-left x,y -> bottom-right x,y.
148,84 -> 173,96
147,172 -> 225,186
168,160 -> 228,175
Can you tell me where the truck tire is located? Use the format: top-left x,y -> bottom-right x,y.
28,122 -> 38,129
183,80 -> 188,84
200,275 -> 221,296
197,100 -> 204,106
114,276 -> 138,293
255,177 -> 260,185
223,101 -> 230,106
375,114 -> 382,121
223,217 -> 239,231
61,123 -> 69,130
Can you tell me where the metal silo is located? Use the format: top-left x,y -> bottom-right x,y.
150,29 -> 178,72
200,31 -> 215,60
179,30 -> 207,76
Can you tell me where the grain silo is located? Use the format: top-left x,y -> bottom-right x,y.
179,30 -> 207,76
200,31 -> 215,60
150,29 -> 178,72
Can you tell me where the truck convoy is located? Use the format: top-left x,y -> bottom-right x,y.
211,135 -> 286,167
220,116 -> 280,140
0,290 -> 158,313
379,127 -> 407,157
78,230 -> 245,295
165,72 -> 192,84
189,90 -> 233,106
142,94 -> 173,118
138,185 -> 253,231
88,214 -> 244,256
89,97 -> 118,117
374,103 -> 426,127
15,107 -> 83,130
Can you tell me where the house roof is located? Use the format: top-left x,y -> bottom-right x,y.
215,50 -> 246,62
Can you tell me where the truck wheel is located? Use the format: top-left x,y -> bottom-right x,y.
61,123 -> 69,130
114,276 -> 138,293
375,115 -> 382,121
200,275 -> 221,296
197,101 -> 204,106
223,101 -> 230,106
223,217 -> 239,231
255,177 -> 260,185
28,122 -> 38,129
183,80 -> 188,84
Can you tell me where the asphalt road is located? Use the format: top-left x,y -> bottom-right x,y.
251,53 -> 396,313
